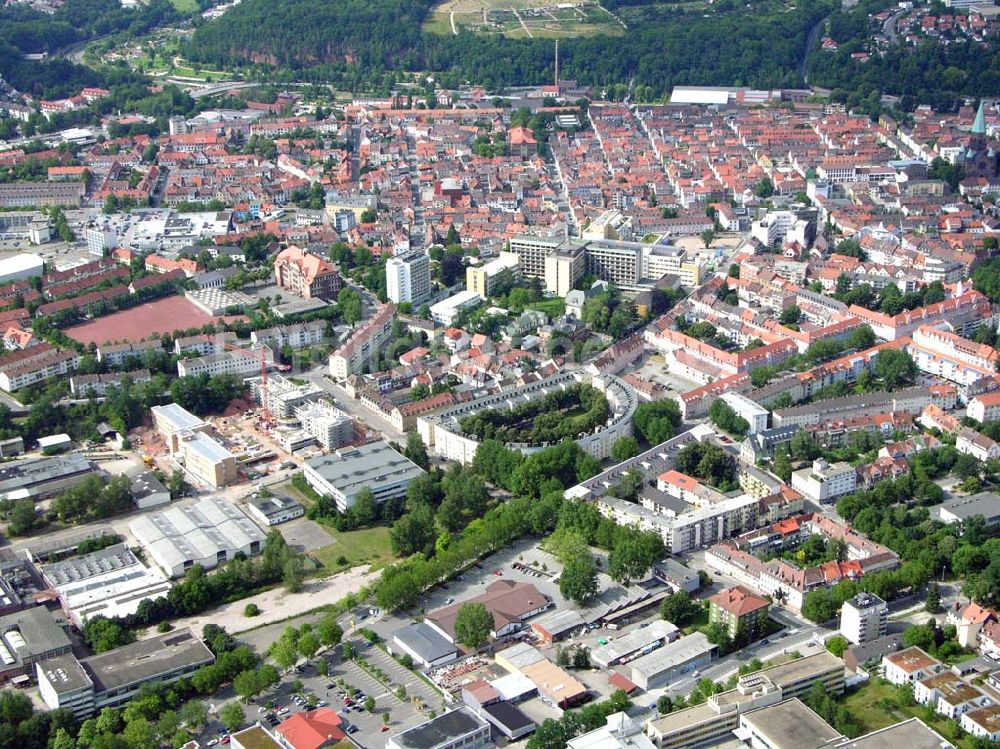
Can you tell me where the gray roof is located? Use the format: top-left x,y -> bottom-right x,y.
531,609 -> 586,637
741,699 -> 842,749
249,495 -> 303,518
483,702 -> 535,732
128,469 -> 169,501
392,622 -> 457,663
0,454 -> 93,494
0,605 -> 71,662
939,492 -> 1000,523
391,707 -> 488,749
41,543 -> 138,586
81,628 -> 214,693
630,632 -> 714,679
305,441 -> 425,496
36,653 -> 92,694
834,718 -> 953,749
151,403 -> 206,433
129,497 -> 268,571
592,621 -> 679,666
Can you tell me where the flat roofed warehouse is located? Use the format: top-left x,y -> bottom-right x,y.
388,707 -> 491,749
629,632 -> 715,690
84,628 -> 214,695
391,621 -> 458,669
39,542 -> 172,626
0,453 -> 95,501
591,620 -> 679,667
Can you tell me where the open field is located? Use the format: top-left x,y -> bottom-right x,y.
425,0 -> 625,37
169,0 -> 200,12
527,297 -> 566,317
276,479 -> 397,573
65,295 -> 246,345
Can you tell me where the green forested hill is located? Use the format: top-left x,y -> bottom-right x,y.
182,0 -> 831,98
806,0 -> 1000,113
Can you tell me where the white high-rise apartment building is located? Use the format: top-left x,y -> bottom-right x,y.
387,251 -> 431,305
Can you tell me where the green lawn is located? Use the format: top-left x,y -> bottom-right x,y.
841,678 -> 975,747
528,298 -> 566,317
309,524 -> 396,573
170,0 -> 200,12
684,607 -> 710,635
276,478 -> 397,574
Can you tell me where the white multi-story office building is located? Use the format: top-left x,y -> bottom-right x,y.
387,250 -> 431,305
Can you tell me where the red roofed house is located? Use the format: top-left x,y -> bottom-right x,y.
708,585 -> 770,643
275,708 -> 345,749
509,127 -> 537,160
274,245 -> 342,300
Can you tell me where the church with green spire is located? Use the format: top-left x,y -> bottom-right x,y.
964,102 -> 999,181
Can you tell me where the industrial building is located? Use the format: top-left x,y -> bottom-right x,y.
0,606 -> 72,684
128,469 -> 171,509
629,632 -> 716,690
939,492 -> 1000,527
129,497 -> 269,578
151,403 -> 209,453
0,453 -> 96,502
0,253 -> 44,284
37,628 -> 214,718
247,495 -> 304,526
390,622 -> 458,669
302,441 -> 426,512
591,621 -> 680,668
39,543 -> 172,627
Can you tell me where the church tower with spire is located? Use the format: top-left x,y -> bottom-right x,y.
964,102 -> 999,181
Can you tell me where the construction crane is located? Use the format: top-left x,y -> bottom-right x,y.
200,335 -> 284,426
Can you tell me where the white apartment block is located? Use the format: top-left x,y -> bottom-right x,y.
839,593 -> 888,644
466,252 -> 520,298
295,400 -> 353,449
176,344 -> 273,378
250,321 -> 325,350
967,393 -> 1000,424
719,391 -> 769,435
883,647 -> 941,686
642,245 -> 704,287
790,458 -> 857,503
328,303 -> 396,379
387,250 -> 432,305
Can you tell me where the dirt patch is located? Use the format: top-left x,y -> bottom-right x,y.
65,295 -> 247,346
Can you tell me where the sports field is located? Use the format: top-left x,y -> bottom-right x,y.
66,295 -> 246,346
424,0 -> 626,38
